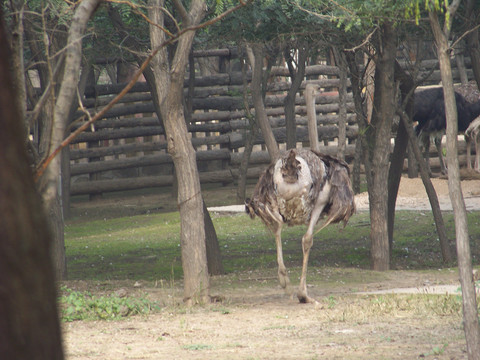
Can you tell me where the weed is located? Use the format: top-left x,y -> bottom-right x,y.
422,343 -> 448,357
59,286 -> 161,321
325,295 -> 337,309
211,306 -> 231,314
182,344 -> 213,351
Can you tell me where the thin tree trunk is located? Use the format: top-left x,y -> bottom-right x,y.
36,0 -> 102,280
466,0 -> 480,91
0,12 -> 64,357
454,41 -> 468,85
397,110 -> 452,262
237,55 -> 257,203
333,48 -> 348,160
203,201 -> 224,275
345,51 -> 369,194
430,7 -> 480,359
284,45 -> 307,150
387,61 -> 413,251
305,83 -> 319,151
250,43 -> 279,160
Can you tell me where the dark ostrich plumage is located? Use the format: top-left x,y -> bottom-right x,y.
413,87 -> 480,174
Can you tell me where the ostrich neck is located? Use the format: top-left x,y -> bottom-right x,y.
273,156 -> 313,201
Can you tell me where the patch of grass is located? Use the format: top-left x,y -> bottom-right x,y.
422,343 -> 449,357
65,207 -> 480,281
182,344 -> 213,351
59,286 -> 161,321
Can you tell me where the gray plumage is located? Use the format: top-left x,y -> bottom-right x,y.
245,148 -> 355,303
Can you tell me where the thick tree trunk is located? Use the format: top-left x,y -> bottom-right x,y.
367,23 -> 397,271
0,12 -> 64,358
149,0 -> 210,305
430,8 -> 480,359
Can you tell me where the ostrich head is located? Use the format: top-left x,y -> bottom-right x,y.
281,150 -> 301,184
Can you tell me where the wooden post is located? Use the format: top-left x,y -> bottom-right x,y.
305,83 -> 319,151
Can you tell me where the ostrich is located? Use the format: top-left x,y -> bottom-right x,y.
414,87 -> 480,174
245,148 -> 355,303
466,115 -> 480,172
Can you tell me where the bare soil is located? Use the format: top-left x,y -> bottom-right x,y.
64,174 -> 480,360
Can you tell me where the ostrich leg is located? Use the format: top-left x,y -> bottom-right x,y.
434,136 -> 447,175
421,135 -> 433,175
297,187 -> 330,303
273,223 -> 290,289
466,134 -> 473,170
475,133 -> 480,172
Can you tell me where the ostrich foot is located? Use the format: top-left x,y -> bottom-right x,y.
278,268 -> 290,289
297,291 -> 316,304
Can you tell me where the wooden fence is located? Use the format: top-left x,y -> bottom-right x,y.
67,52 -> 474,198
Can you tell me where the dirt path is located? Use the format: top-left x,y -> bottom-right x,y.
64,176 -> 480,359
63,268 -> 469,360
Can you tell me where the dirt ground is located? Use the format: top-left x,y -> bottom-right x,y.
64,174 -> 480,360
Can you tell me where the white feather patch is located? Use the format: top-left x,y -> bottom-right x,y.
273,155 -> 313,200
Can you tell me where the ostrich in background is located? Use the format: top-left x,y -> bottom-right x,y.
245,148 -> 355,303
414,87 -> 480,175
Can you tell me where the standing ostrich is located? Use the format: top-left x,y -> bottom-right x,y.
245,148 -> 355,303
414,87 -> 480,174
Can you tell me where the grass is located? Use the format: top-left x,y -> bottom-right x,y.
65,207 -> 480,282
59,286 -> 161,321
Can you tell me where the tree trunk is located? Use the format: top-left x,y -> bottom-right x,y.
149,0 -> 210,305
35,0 -> 102,280
0,12 -> 64,357
237,55 -> 257,203
203,201 -> 224,275
397,110 -> 452,263
387,61 -> 413,251
344,51 -> 369,194
466,0 -> 480,91
430,8 -> 480,359
333,47 -> 348,160
367,23 -> 397,271
305,83 -> 320,151
390,58 -> 451,262
284,45 -> 307,150
250,43 -> 279,160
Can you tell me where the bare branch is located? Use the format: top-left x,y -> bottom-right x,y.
344,27 -> 377,52
450,24 -> 480,51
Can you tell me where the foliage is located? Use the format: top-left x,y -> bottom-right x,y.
205,0 -> 328,44
86,1 -> 150,61
59,286 -> 161,321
